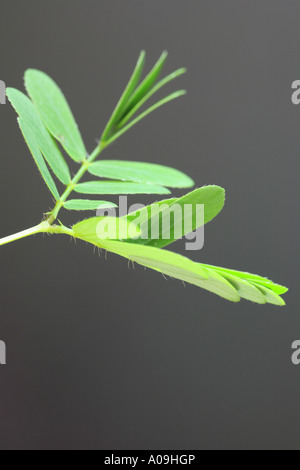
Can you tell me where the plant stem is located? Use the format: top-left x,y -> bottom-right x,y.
0,141 -> 107,247
0,222 -> 75,247
46,141 -> 107,224
0,224 -> 46,247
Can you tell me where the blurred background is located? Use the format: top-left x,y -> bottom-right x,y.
0,0 -> 299,450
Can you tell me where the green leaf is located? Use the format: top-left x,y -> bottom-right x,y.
120,51 -> 168,117
101,51 -> 187,146
101,51 -> 146,142
88,239 -> 287,305
201,264 -> 288,295
7,88 -> 71,184
63,200 -> 118,211
74,181 -> 171,195
250,283 -> 286,306
24,69 -> 86,162
95,240 -> 241,302
73,217 -> 139,244
18,119 -> 60,200
217,271 -> 267,304
88,160 -> 194,188
105,90 -> 186,146
118,68 -> 187,128
123,186 -> 225,248
202,264 -> 288,305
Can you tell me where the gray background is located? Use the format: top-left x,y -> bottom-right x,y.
0,0 -> 299,450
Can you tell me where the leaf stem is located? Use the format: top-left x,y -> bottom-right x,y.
0,223 -> 47,247
0,221 -> 75,247
0,140 -> 107,247
46,141 -> 107,224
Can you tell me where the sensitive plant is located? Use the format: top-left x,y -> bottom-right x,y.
0,51 -> 288,305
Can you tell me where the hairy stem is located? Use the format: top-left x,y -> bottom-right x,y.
0,222 -> 75,247
0,224 -> 46,247
0,140 -> 107,247
46,141 -> 107,224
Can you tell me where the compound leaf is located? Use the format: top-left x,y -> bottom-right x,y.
201,264 -> 288,295
203,264 -> 288,306
123,186 -> 225,248
106,90 -> 186,146
25,69 -> 86,162
18,119 -> 60,200
95,240 -> 240,302
118,68 -> 186,128
7,88 -> 71,184
101,51 -> 146,141
120,51 -> 168,117
90,240 -> 287,305
101,51 -> 186,147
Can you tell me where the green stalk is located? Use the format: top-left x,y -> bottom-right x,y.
0,223 -> 47,247
0,141 -> 108,247
0,222 -> 74,247
0,142 -> 107,247
46,141 -> 107,224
